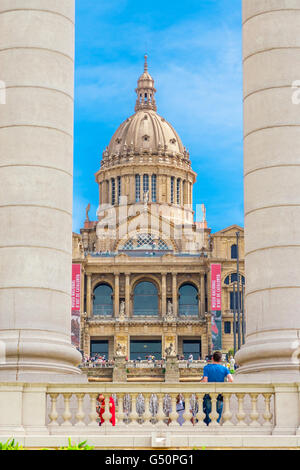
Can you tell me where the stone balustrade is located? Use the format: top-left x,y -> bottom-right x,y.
0,382 -> 299,449
47,384 -> 274,431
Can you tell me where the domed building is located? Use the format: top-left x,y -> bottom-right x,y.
72,57 -> 245,367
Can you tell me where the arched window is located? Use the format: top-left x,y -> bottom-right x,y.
224,273 -> 245,312
224,273 -> 245,285
93,284 -> 113,316
178,283 -> 199,316
120,233 -> 170,251
135,174 -> 140,202
134,281 -> 158,316
231,244 -> 238,259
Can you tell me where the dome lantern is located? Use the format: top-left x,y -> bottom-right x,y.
135,54 -> 157,112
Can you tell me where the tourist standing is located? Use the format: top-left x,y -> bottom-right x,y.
201,351 -> 234,425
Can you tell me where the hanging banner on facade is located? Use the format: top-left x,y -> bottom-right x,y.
211,264 -> 222,351
72,264 -> 81,312
71,264 -> 81,348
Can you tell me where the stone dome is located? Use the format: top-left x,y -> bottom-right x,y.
107,109 -> 185,157
101,55 -> 190,165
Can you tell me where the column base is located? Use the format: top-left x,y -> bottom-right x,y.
0,329 -> 87,383
235,331 -> 300,383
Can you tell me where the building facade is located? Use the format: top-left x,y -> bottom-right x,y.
72,57 -> 244,361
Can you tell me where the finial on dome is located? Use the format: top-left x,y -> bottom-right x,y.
144,54 -> 148,72
135,55 -> 157,112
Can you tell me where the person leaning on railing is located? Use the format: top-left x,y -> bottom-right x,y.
200,350 -> 234,426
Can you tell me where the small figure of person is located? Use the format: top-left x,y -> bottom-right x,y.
96,393 -> 116,426
201,350 -> 234,426
176,394 -> 185,426
229,355 -> 236,374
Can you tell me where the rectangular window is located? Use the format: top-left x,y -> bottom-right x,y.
182,340 -> 201,360
224,321 -> 231,334
117,176 -> 121,204
135,174 -> 140,202
151,174 -> 157,202
130,340 -> 162,360
143,174 -> 149,193
90,340 -> 109,358
111,178 -> 115,206
171,176 -> 174,203
177,178 -> 181,205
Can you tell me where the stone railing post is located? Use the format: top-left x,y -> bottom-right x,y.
165,356 -> 179,383
113,356 -> 127,382
22,384 -> 48,434
272,384 -> 299,435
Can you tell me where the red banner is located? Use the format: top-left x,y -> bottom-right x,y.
71,264 -> 81,348
211,264 -> 222,311
72,264 -> 81,312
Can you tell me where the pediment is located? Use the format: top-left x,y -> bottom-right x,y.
212,224 -> 244,237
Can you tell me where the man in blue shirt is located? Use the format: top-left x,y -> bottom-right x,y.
201,351 -> 234,425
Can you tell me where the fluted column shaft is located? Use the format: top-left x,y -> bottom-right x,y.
0,0 -> 82,381
236,0 -> 300,381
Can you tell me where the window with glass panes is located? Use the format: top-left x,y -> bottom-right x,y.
183,340 -> 201,360
130,340 -> 161,360
133,281 -> 158,316
231,244 -> 238,259
177,178 -> 181,204
117,176 -> 121,204
93,284 -> 113,316
151,175 -> 157,202
135,174 -> 140,202
90,340 -> 109,358
171,177 -> 174,203
111,178 -> 115,205
143,174 -> 149,193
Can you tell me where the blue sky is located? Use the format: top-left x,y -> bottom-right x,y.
73,0 -> 243,233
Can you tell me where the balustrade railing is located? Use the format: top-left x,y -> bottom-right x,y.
46,383 -> 275,433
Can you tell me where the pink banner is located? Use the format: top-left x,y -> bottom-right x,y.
211,264 -> 222,311
72,264 -> 81,312
71,264 -> 81,348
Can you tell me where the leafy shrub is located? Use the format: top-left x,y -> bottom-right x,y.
59,438 -> 94,450
0,439 -> 23,450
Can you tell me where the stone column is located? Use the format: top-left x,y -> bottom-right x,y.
161,274 -> 167,317
114,274 -> 120,317
236,0 -> 300,381
0,0 -> 82,381
200,273 -> 205,317
86,274 -> 92,318
172,274 -> 178,317
125,274 -> 130,317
